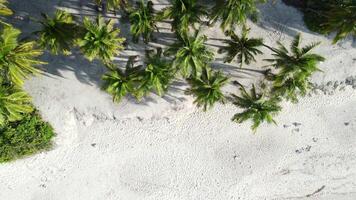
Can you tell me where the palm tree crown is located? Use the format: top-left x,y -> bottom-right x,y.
102,56 -> 142,102
232,85 -> 281,131
129,0 -> 157,43
77,16 -> 125,63
265,34 -> 325,102
0,85 -> 33,126
218,27 -> 263,66
164,31 -> 214,78
211,0 -> 266,31
0,26 -> 45,86
37,10 -> 78,55
187,67 -> 228,111
159,0 -> 208,34
137,48 -> 175,99
324,3 -> 356,43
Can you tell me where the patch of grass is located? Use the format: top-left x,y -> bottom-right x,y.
0,111 -> 55,163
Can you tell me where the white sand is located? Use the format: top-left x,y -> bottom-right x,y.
1,0 -> 356,199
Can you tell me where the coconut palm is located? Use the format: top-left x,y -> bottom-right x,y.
232,85 -> 281,131
211,0 -> 266,31
0,0 -> 12,25
164,31 -> 214,78
0,85 -> 33,126
218,27 -> 263,66
159,0 -> 208,34
0,25 -> 45,86
324,3 -> 356,43
129,0 -> 157,43
136,48 -> 175,99
77,16 -> 125,63
102,56 -> 142,102
265,34 -> 325,102
36,10 -> 78,55
187,67 -> 228,111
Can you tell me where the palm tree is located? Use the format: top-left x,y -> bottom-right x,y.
164,31 -> 214,78
77,16 -> 125,63
265,34 -> 325,102
129,0 -> 157,43
0,85 -> 33,126
187,67 -> 228,111
136,48 -> 175,99
324,3 -> 356,43
211,0 -> 266,31
218,26 -> 263,66
0,0 -> 12,25
36,10 -> 78,55
102,56 -> 142,102
159,0 -> 208,34
232,85 -> 281,131
0,25 -> 45,86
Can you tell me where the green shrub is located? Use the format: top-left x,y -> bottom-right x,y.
0,111 -> 54,163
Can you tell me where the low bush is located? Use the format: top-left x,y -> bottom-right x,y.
0,111 -> 54,163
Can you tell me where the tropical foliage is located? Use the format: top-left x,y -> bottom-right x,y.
36,10 -> 78,55
0,111 -> 54,163
129,0 -> 157,43
102,57 -> 142,102
218,27 -> 263,66
164,31 -> 214,78
0,0 -> 12,17
265,34 -> 325,102
0,85 -> 33,126
159,0 -> 208,34
211,0 -> 267,31
77,16 -> 125,63
323,3 -> 356,43
94,0 -> 129,11
232,85 -> 281,131
137,48 -> 175,99
0,26 -> 45,86
187,67 -> 228,111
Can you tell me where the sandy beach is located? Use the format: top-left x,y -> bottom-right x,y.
0,0 -> 355,199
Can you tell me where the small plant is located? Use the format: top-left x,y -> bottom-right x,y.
218,27 -> 263,66
0,111 -> 54,163
77,16 -> 125,63
137,48 -> 175,99
164,31 -> 214,78
159,0 -> 208,34
211,0 -> 266,31
102,56 -> 142,102
0,85 -> 33,126
265,34 -> 325,102
187,67 -> 228,111
36,10 -> 78,55
0,25 -> 45,86
129,0 -> 157,43
232,85 -> 281,131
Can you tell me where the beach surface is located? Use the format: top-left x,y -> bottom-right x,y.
0,0 -> 356,199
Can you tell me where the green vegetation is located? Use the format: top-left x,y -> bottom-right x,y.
164,31 -> 214,78
78,16 -> 125,63
232,85 -> 281,131
36,10 -> 78,55
0,26 -> 45,86
218,27 -> 263,66
187,67 -> 228,111
129,0 -> 157,43
289,0 -> 356,43
159,0 -> 208,34
211,0 -> 267,31
0,111 -> 54,163
265,34 -> 325,103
